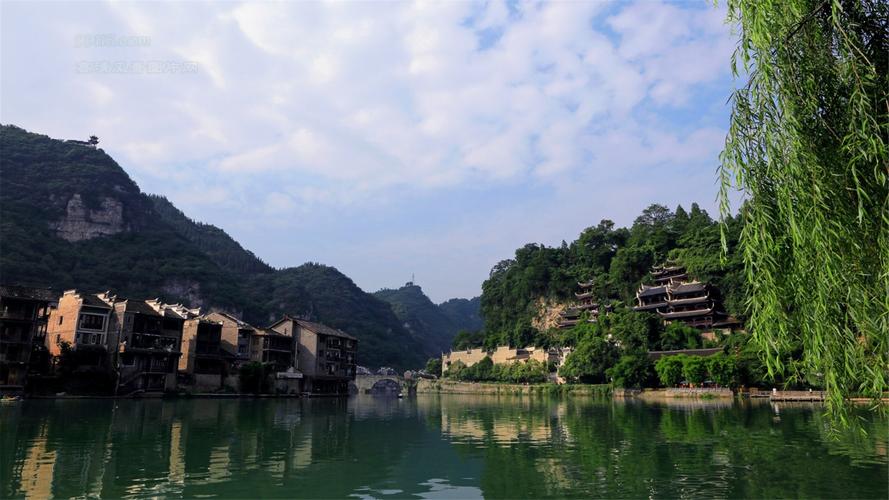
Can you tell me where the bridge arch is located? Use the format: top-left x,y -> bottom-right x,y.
370,378 -> 401,395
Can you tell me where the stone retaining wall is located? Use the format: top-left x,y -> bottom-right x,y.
416,379 -> 610,396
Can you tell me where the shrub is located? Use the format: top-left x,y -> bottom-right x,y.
239,362 -> 270,394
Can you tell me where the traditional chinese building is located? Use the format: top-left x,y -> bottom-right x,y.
205,311 -> 254,367
634,263 -> 738,330
269,316 -> 357,395
46,290 -> 117,376
558,280 -> 609,328
100,294 -> 185,393
1,285 -> 56,393
179,315 -> 226,391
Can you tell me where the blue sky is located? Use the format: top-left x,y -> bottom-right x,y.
1,0 -> 738,302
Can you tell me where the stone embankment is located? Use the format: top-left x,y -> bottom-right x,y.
416,379 -> 610,396
632,388 -> 734,401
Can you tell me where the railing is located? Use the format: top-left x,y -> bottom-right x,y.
129,333 -> 178,351
76,332 -> 106,347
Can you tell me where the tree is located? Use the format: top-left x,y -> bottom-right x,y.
655,356 -> 685,387
659,322 -> 702,351
560,336 -> 619,383
606,354 -> 654,388
87,135 -> 99,146
707,353 -> 739,388
719,0 -> 888,413
425,357 -> 442,377
239,362 -> 268,394
682,356 -> 708,386
452,330 -> 484,350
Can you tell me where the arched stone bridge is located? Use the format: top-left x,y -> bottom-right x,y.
352,374 -> 413,395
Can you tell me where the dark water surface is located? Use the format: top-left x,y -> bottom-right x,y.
1,395 -> 886,499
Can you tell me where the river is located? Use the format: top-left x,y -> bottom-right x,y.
1,395 -> 886,498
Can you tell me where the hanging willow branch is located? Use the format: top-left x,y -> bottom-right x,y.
719,0 -> 888,420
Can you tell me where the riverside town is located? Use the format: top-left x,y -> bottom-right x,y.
1,286 -> 358,396
1,0 -> 886,498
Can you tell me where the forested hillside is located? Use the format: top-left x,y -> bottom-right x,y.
479,204 -> 746,349
374,284 -> 480,355
0,124 -> 439,369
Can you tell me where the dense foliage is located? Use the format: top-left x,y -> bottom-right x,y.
654,354 -> 740,389
720,0 -> 888,412
480,204 -> 745,349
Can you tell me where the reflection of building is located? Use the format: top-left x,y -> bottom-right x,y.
0,285 -> 56,392
559,280 -> 611,329
269,316 -> 357,394
17,424 -> 57,498
634,262 -> 739,331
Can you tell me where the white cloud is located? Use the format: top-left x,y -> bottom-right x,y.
0,0 -> 736,300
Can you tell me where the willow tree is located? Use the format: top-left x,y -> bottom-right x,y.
719,0 -> 888,415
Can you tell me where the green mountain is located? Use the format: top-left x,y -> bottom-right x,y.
438,296 -> 483,333
373,284 -> 480,357
0,124 -> 430,369
479,204 -> 747,349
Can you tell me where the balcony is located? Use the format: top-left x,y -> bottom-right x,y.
76,332 -> 106,348
127,333 -> 179,352
0,307 -> 35,321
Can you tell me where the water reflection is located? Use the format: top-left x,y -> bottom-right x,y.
1,396 -> 886,499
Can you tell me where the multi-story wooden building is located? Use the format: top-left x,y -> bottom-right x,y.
269,317 -> 357,395
0,286 -> 56,393
101,294 -> 185,393
558,280 -> 609,329
251,328 -> 295,372
634,263 -> 737,330
179,315 -> 225,390
46,290 -> 116,374
205,311 -> 254,367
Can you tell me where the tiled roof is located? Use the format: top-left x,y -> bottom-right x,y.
657,307 -> 714,319
647,348 -> 722,360
638,286 -> 667,298
670,282 -> 707,294
120,300 -> 162,316
294,319 -> 358,341
207,311 -> 254,329
82,294 -> 112,308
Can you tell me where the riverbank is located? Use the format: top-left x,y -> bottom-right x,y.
416,379 -> 610,396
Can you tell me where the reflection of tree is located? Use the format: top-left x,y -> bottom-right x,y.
2,397 -> 886,498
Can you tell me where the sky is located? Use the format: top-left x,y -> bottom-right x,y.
1,0 -> 739,302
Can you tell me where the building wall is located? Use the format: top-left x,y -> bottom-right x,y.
444,346 -> 565,370
46,294 -> 83,356
179,319 -> 199,373
442,348 -> 489,368
295,326 -> 319,377
115,305 -> 182,392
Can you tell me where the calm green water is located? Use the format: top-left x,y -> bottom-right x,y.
1,395 -> 886,499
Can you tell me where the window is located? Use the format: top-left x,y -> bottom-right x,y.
78,313 -> 105,331
58,315 -> 64,325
